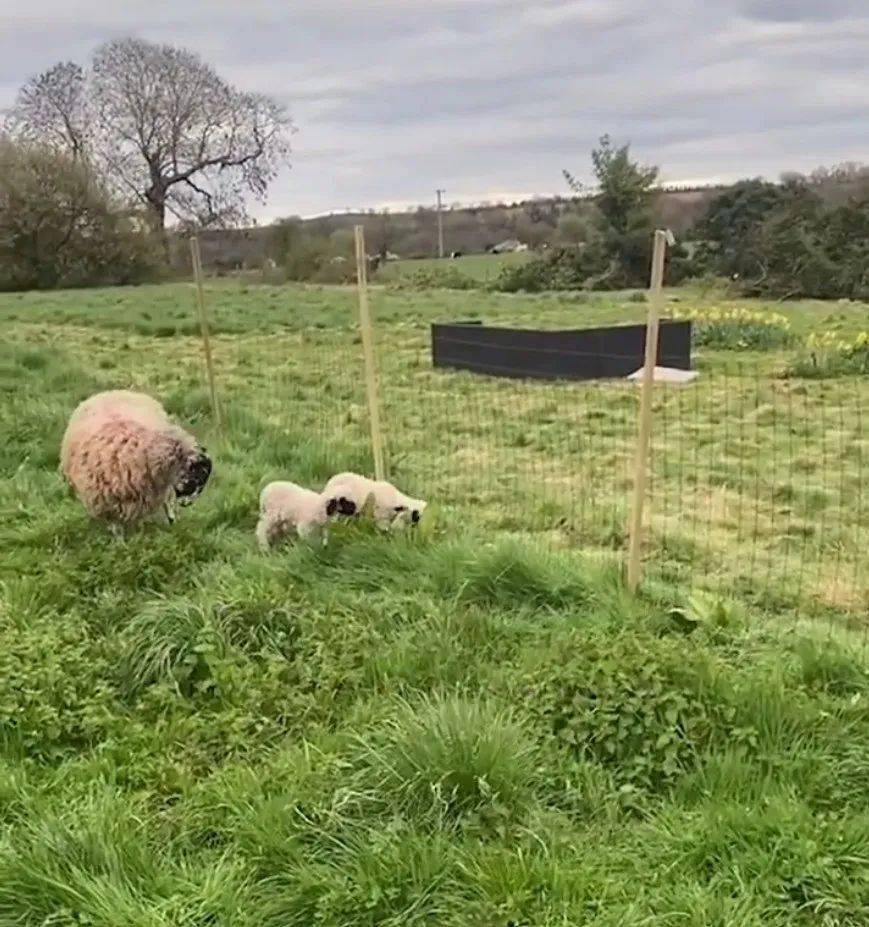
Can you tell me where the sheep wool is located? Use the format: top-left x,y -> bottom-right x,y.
60,390 -> 212,527
256,481 -> 336,549
321,472 -> 375,517
371,479 -> 427,529
323,472 -> 426,529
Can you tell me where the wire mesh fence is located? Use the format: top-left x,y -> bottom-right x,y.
184,267 -> 867,629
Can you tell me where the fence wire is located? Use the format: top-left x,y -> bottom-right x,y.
205,285 -> 866,631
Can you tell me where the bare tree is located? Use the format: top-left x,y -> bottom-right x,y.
90,39 -> 292,231
7,62 -> 89,161
8,39 -> 292,234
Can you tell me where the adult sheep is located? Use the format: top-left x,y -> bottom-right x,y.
60,390 -> 212,529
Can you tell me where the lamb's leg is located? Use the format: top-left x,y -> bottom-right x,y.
297,521 -> 327,547
256,515 -> 278,551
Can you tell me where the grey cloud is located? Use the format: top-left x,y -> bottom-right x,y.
738,0 -> 868,22
1,0 -> 867,217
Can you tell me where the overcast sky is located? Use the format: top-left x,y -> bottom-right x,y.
1,0 -> 867,219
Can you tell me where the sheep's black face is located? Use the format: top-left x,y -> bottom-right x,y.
393,504 -> 424,526
175,449 -> 212,506
326,496 -> 357,517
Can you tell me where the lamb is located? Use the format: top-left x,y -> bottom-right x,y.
60,390 -> 212,528
255,480 -> 355,549
322,472 -> 427,530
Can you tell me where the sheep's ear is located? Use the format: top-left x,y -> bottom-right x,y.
338,496 -> 357,516
326,497 -> 338,516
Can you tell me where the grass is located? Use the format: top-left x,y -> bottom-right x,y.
1,277 -> 868,925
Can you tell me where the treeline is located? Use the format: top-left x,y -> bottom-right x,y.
491,140 -> 868,300
261,142 -> 868,300
4,125 -> 866,301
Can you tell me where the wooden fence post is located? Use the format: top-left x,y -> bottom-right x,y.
354,225 -> 387,480
626,229 -> 669,591
189,236 -> 222,431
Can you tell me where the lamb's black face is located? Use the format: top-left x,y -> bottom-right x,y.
175,449 -> 212,506
394,505 -> 422,526
326,496 -> 357,517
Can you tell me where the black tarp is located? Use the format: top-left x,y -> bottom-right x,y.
431,319 -> 692,381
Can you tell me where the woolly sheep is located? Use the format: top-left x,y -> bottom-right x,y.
322,472 -> 427,530
256,481 -> 329,549
60,390 -> 212,528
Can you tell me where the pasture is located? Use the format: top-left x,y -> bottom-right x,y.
375,249 -> 533,282
1,279 -> 868,925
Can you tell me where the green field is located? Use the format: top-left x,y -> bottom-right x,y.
375,250 -> 533,282
1,280 -> 868,925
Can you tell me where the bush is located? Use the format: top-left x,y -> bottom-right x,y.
390,267 -> 479,291
696,179 -> 791,274
267,217 -> 356,283
0,139 -> 161,291
494,239 -> 695,293
698,179 -> 869,300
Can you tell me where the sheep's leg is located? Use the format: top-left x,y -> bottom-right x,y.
164,500 -> 177,524
256,515 -> 277,551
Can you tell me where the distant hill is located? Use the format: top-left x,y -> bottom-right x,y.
174,175 -> 867,272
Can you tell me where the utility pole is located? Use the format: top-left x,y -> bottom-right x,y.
436,188 -> 445,258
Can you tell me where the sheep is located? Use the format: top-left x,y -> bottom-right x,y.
371,479 -> 427,530
321,472 -> 376,519
322,472 -> 426,530
256,480 -> 357,549
60,389 -> 212,529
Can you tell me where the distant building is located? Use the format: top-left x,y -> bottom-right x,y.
490,238 -> 524,254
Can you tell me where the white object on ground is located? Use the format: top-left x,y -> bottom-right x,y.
627,366 -> 699,384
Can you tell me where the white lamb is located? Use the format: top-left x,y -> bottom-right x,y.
322,472 -> 427,530
256,480 -> 349,549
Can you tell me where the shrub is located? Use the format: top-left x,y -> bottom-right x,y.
493,240 -> 695,293
0,139 -> 161,291
698,178 -> 869,300
671,306 -> 793,350
267,217 -> 355,283
390,267 -> 479,291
